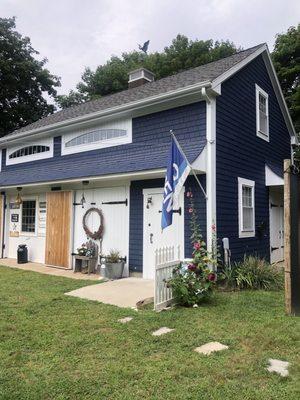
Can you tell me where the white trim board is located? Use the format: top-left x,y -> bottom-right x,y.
61,118 -> 132,156
205,95 -> 216,253
6,137 -> 54,166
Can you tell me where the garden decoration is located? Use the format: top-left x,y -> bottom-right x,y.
74,240 -> 99,274
167,189 -> 219,306
82,207 -> 104,240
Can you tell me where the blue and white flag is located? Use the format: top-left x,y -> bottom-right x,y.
161,136 -> 191,230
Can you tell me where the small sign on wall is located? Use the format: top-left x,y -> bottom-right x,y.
9,231 -> 19,237
9,203 -> 20,209
11,214 -> 19,223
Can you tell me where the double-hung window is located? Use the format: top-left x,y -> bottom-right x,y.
21,200 -> 36,233
256,84 -> 269,141
238,178 -> 255,238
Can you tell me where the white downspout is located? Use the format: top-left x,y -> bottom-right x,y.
201,88 -> 217,260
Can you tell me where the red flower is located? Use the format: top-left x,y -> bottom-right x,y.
188,263 -> 196,271
211,224 -> 216,232
188,207 -> 194,214
193,242 -> 201,250
186,191 -> 191,198
207,272 -> 217,282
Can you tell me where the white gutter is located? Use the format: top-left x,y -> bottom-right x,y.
0,81 -> 212,146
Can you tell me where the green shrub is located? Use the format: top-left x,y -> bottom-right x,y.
220,256 -> 283,290
167,258 -> 217,307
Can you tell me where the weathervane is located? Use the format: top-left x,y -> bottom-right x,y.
138,40 -> 150,54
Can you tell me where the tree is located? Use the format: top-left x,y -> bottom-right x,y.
272,24 -> 300,132
0,17 -> 60,136
57,35 -> 239,107
56,90 -> 87,109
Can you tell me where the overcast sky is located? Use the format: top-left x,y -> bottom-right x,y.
2,0 -> 299,95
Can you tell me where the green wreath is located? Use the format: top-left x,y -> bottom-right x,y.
82,207 -> 104,240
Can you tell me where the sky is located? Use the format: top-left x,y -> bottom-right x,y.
1,0 -> 300,96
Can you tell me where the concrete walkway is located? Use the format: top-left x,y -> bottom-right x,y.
0,258 -> 101,281
66,278 -> 154,308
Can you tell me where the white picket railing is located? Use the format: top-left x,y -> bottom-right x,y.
154,245 -> 181,311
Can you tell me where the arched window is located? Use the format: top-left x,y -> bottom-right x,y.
65,129 -> 127,148
9,145 -> 50,159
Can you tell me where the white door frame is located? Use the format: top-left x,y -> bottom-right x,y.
142,187 -> 185,279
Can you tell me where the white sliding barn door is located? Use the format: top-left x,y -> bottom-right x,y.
73,186 -> 129,268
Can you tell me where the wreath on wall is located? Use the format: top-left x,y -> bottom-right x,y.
82,207 -> 104,240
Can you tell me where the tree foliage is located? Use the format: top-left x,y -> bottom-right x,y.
0,17 -> 60,136
56,35 -> 239,108
272,24 -> 300,132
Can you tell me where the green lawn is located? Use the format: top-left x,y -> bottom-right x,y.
0,266 -> 299,400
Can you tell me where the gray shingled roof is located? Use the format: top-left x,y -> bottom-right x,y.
7,44 -> 264,138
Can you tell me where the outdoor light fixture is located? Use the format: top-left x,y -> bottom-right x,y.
15,187 -> 23,205
80,180 -> 89,208
146,196 -> 152,209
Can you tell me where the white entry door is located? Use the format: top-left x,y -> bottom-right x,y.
143,188 -> 184,279
270,190 -> 284,263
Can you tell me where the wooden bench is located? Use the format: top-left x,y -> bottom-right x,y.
74,255 -> 98,275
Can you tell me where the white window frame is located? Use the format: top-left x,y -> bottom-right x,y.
61,118 -> 132,156
255,84 -> 269,142
20,196 -> 38,236
6,138 -> 54,166
238,177 -> 255,238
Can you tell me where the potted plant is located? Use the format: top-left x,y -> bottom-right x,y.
77,243 -> 88,256
104,249 -> 124,279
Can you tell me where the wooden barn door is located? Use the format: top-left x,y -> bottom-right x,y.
45,191 -> 72,268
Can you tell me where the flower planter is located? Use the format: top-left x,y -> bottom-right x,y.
105,262 -> 124,279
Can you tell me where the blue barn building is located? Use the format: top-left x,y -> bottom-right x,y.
0,44 -> 295,278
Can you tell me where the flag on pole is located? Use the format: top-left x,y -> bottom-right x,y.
161,135 -> 191,230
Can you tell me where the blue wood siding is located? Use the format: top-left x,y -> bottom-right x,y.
129,175 -> 206,272
216,54 -> 291,261
0,102 -> 206,186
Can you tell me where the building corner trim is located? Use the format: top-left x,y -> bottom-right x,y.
204,90 -> 217,255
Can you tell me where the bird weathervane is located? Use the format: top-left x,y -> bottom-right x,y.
138,40 -> 150,54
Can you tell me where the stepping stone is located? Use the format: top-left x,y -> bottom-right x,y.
194,342 -> 228,355
267,359 -> 289,377
152,327 -> 174,336
118,317 -> 133,324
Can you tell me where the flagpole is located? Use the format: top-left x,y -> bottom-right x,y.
170,130 -> 208,200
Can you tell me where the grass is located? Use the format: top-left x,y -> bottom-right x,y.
0,265 -> 299,400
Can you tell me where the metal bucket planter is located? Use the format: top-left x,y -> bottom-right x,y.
105,262 -> 124,279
